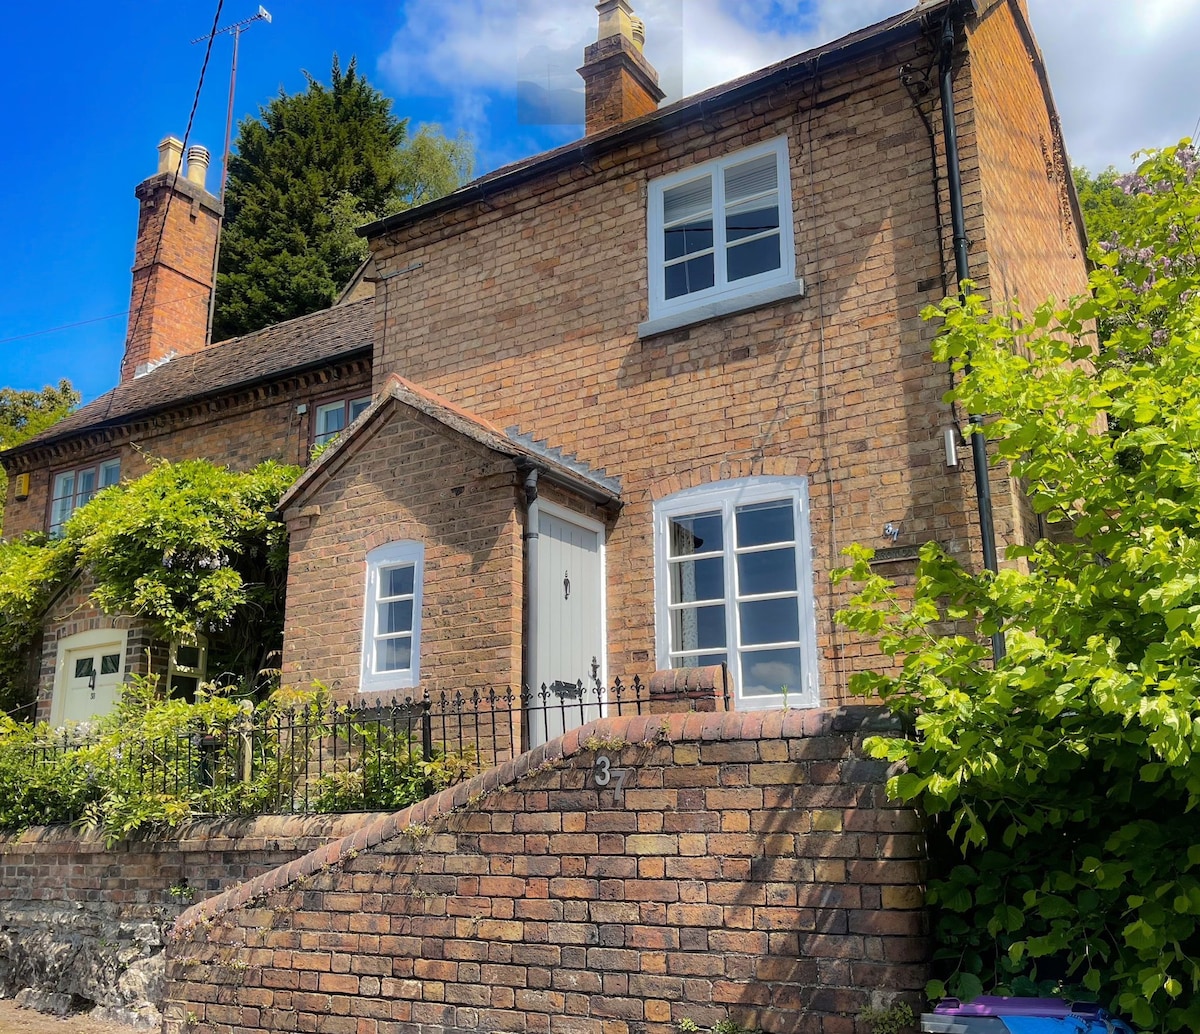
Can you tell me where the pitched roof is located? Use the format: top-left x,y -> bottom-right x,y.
280,373 -> 621,513
360,0 -> 963,240
7,299 -> 374,458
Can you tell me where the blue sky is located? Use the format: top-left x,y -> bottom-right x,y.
2,0 -> 1198,404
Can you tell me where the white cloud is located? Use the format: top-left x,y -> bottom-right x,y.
1026,0 -> 1200,172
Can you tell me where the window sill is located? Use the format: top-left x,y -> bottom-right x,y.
638,278 -> 805,340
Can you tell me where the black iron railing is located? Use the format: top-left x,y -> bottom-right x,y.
16,672 -> 649,819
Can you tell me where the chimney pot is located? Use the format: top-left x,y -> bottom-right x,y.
186,145 -> 211,190
157,136 -> 184,176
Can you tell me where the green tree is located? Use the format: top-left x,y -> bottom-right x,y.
837,142 -> 1200,1031
0,458 -> 300,716
63,458 -> 300,686
1074,164 -> 1137,253
0,379 -> 79,528
213,57 -> 473,340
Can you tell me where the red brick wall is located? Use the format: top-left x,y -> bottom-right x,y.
164,708 -> 927,1034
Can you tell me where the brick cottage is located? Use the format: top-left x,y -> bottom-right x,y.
1,0 -> 1088,746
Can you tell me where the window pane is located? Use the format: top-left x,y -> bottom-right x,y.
739,597 -> 800,646
52,472 -> 74,502
726,200 -> 780,244
100,460 -> 121,488
100,654 -> 121,675
740,647 -> 802,698
74,657 -> 95,679
727,234 -> 781,282
349,397 -> 372,421
673,652 -> 727,669
672,603 -> 726,652
315,402 -> 346,443
663,176 -> 712,224
665,254 -> 715,299
77,468 -> 97,506
669,512 -> 723,557
736,500 -> 794,547
670,556 -> 724,604
665,218 -> 713,261
381,565 -> 415,599
377,636 -> 412,673
175,645 -> 202,669
737,548 -> 798,596
378,599 -> 414,635
725,153 -> 778,204
170,675 -> 199,701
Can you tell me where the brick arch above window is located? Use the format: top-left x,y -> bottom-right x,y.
648,456 -> 814,502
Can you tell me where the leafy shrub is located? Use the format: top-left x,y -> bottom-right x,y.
837,143 -> 1200,1031
313,710 -> 478,813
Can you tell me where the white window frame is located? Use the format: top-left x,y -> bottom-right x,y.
314,396 -> 372,446
49,458 -> 121,536
653,477 -> 819,711
168,635 -> 209,698
360,541 -> 424,693
642,137 -> 802,338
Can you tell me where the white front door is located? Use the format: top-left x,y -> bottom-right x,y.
52,631 -> 128,726
529,503 -> 605,747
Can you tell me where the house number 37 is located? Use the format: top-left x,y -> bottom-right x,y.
592,755 -> 629,802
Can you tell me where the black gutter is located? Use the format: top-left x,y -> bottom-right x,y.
358,0 -> 961,241
938,12 -> 1005,663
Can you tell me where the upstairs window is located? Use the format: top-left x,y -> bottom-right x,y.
646,138 -> 797,331
654,478 -> 818,710
361,541 -> 424,692
314,396 -> 371,446
50,459 -> 120,536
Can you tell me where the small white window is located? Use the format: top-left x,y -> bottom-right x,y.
50,458 -> 121,536
314,396 -> 372,446
654,478 -> 818,710
361,541 -> 424,692
645,137 -> 799,333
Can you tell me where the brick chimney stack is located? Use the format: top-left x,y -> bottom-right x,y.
578,0 -> 665,136
121,136 -> 223,383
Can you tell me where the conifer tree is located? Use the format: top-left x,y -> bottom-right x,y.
213,56 -> 472,340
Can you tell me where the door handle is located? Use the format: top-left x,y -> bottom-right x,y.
88,670 -> 97,699
563,571 -> 571,600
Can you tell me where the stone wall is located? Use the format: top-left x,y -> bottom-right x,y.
0,814 -> 383,1028
165,708 -> 927,1034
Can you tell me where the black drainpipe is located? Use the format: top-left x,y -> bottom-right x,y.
938,12 -> 1005,663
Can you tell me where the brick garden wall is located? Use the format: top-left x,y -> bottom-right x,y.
164,707 -> 927,1034
0,814 -> 384,1025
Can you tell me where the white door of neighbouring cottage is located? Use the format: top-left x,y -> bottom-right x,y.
51,630 -> 128,726
528,502 -> 605,748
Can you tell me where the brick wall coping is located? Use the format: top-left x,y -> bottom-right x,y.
171,704 -> 896,939
0,812 -> 389,856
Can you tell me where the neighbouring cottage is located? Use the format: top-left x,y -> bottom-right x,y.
0,139 -> 374,723
2,0 -> 1088,748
